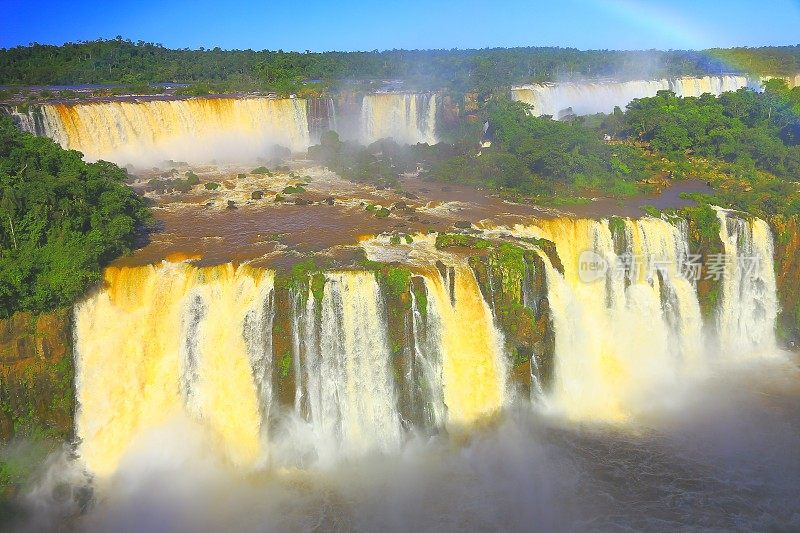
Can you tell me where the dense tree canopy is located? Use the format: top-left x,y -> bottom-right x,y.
426,99 -> 646,196
0,116 -> 151,317
2,38 -> 799,95
621,81 -> 800,216
420,84 -> 800,216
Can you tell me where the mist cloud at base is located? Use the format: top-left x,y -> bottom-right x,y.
12,356 -> 799,532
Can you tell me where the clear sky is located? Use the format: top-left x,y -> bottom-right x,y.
3,0 -> 800,52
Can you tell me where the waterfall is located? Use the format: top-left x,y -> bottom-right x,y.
508,214 -> 781,420
716,210 -> 778,355
70,213 -> 782,478
408,278 -> 446,429
420,265 -> 507,427
15,97 -> 312,166
1,104 -> 48,135
669,75 -> 759,97
635,217 -> 704,367
293,271 -> 403,460
5,93 -> 440,164
510,217 -> 704,421
422,93 -> 438,144
511,75 -> 755,118
73,263 -> 274,476
306,97 -> 338,144
360,93 -> 438,145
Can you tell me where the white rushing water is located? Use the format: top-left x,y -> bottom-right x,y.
510,218 -> 697,420
73,263 -> 275,476
716,209 -> 779,356
508,215 -> 778,421
22,98 -> 314,166
69,215 -> 783,475
294,271 -> 403,461
511,75 -> 759,118
360,93 -> 438,145
4,93 -> 439,166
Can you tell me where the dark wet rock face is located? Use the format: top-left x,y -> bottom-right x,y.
0,309 -> 74,440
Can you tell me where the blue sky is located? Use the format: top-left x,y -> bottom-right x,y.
3,0 -> 800,51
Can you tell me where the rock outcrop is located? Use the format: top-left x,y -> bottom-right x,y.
0,309 -> 73,440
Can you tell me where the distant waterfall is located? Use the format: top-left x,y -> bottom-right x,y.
306,97 -> 338,144
0,104 -> 49,135
3,93 -> 439,165
13,97 -> 313,166
716,209 -> 778,355
360,93 -> 438,145
511,75 -> 758,118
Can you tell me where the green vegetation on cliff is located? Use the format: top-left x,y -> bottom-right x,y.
435,233 -> 491,250
623,82 -> 800,217
420,98 -> 653,199
466,240 -> 556,393
0,309 -> 73,440
0,116 -> 151,317
421,82 -> 800,219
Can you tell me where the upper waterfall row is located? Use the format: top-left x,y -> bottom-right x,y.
5,72 -> 789,165
3,93 -> 439,166
509,74 -> 794,118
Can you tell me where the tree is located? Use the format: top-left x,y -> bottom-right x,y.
0,116 -> 152,317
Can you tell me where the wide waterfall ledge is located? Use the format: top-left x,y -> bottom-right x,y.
3,93 -> 440,167
71,213 -> 783,478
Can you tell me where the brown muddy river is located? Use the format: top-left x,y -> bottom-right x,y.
119,164 -> 711,267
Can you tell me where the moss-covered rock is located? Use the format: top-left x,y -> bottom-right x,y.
276,259 -> 326,307
607,216 -> 628,256
270,286 -> 295,408
0,309 -> 73,441
281,185 -> 306,194
770,214 -> 800,350
679,205 -> 724,319
435,233 -> 490,250
410,276 -> 428,320
468,241 -> 555,396
517,236 -> 563,274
